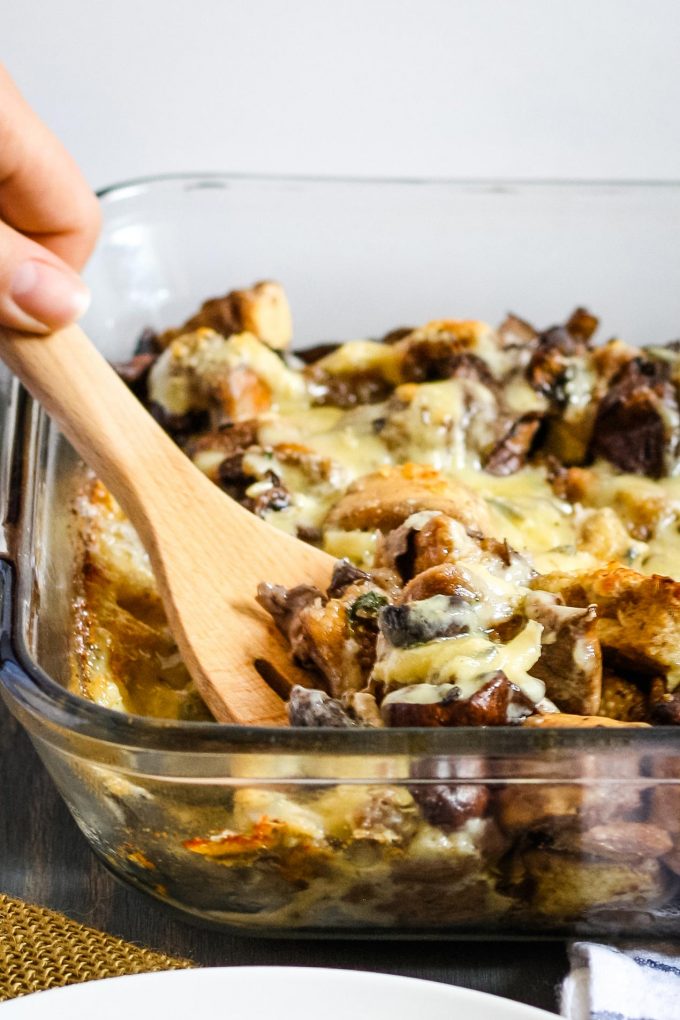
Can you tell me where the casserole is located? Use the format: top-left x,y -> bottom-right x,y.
3,175 -> 680,936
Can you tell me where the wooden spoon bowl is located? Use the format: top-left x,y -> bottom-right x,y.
0,325 -> 334,725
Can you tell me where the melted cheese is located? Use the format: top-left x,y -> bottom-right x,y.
78,324 -> 680,725
373,621 -> 545,704
153,329 -> 680,587
383,379 -> 499,472
323,528 -> 378,567
312,340 -> 402,384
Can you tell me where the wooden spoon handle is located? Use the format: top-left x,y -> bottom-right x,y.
0,325 -> 337,726
0,324 -> 189,529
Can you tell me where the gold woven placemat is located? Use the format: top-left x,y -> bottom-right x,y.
0,893 -> 193,1002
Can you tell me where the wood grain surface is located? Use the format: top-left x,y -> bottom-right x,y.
0,696 -> 567,1011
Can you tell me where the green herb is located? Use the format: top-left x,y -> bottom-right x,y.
348,591 -> 389,624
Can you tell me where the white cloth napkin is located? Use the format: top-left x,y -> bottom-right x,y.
562,942 -> 680,1020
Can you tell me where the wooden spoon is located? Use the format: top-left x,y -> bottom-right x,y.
0,324 -> 335,725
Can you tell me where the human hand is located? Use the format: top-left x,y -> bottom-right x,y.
0,64 -> 100,333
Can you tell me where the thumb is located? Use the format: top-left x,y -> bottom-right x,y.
0,219 -> 91,333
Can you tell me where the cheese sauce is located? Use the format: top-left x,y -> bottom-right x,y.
250,395 -> 680,582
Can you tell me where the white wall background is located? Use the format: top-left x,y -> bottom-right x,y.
4,0 -> 680,190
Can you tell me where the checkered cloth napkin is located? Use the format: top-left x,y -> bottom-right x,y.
562,942 -> 680,1020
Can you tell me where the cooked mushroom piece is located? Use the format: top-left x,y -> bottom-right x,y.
377,511 -> 487,581
523,590 -> 602,715
325,464 -> 492,534
288,686 -> 359,728
410,784 -> 490,831
378,595 -> 474,648
484,413 -> 543,476
113,351 -> 158,397
399,342 -> 496,385
327,560 -> 373,598
305,340 -> 401,407
342,690 -> 384,727
259,580 -> 382,698
381,672 -> 535,727
213,424 -> 262,463
188,422 -> 265,502
376,517 -> 421,581
256,582 -> 325,668
526,324 -> 588,398
401,563 -> 480,604
589,356 -> 680,478
497,313 -> 538,351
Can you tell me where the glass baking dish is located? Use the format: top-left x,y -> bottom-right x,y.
2,175 -> 680,938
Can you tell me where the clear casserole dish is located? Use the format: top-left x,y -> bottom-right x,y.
2,175 -> 680,937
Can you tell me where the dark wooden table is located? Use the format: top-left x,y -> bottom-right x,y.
0,697 -> 567,1012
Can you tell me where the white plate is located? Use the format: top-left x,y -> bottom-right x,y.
0,965 -> 557,1019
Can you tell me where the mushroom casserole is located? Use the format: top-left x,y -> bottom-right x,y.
68,280 -> 680,926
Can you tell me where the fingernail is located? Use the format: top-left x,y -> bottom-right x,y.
10,259 -> 91,331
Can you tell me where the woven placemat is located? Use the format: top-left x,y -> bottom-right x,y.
0,893 -> 193,1002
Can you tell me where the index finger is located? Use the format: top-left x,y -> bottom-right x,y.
0,63 -> 101,270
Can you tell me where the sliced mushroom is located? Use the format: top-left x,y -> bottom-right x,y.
379,595 -> 474,648
401,563 -> 480,604
377,512 -> 485,582
381,671 -> 535,727
484,413 -> 542,476
342,690 -> 384,727
288,686 -> 359,728
113,351 -> 158,397
526,324 -> 588,398
392,318 -> 500,366
327,560 -> 373,598
306,340 -> 401,407
399,341 -> 496,385
186,420 -> 259,488
248,471 -> 292,516
589,356 -> 680,478
410,784 -> 489,831
497,313 -> 538,351
256,582 -> 325,668
375,517 -> 421,582
310,368 -> 395,408
523,590 -> 602,715
263,582 -> 381,698
149,402 -> 209,444
325,464 -> 492,534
